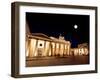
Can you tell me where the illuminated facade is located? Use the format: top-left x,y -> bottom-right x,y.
71,48 -> 88,56
71,43 -> 89,56
26,33 -> 89,58
26,33 -> 71,57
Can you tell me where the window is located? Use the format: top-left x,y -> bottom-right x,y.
40,43 -> 42,46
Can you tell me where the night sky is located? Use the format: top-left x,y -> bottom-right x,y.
26,12 -> 89,48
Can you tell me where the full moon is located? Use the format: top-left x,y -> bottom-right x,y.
74,25 -> 78,29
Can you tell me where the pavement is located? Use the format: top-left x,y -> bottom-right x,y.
26,55 -> 89,67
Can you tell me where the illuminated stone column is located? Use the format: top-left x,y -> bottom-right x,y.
28,39 -> 37,57
66,45 -> 69,55
42,41 -> 46,56
81,48 -> 84,55
84,48 -> 88,55
67,42 -> 70,56
63,44 -> 65,56
48,42 -> 52,56
59,44 -> 61,56
58,43 -> 60,56
59,44 -> 64,57
62,44 -> 64,56
43,41 -> 50,56
63,44 -> 66,56
78,49 -> 81,55
26,39 -> 29,57
77,49 -> 79,55
74,49 -> 79,56
83,48 -> 86,55
34,40 -> 38,57
51,42 -> 55,56
55,43 -> 59,56
78,48 -> 84,55
25,22 -> 30,57
54,42 -> 56,56
73,49 -> 75,56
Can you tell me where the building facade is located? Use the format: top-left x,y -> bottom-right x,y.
26,33 -> 71,57
26,33 -> 89,58
71,43 -> 89,56
71,48 -> 88,56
